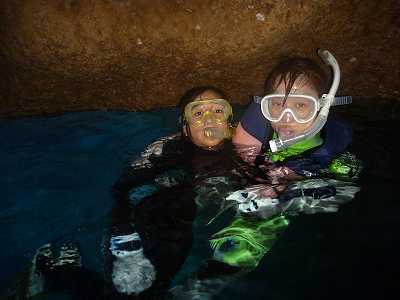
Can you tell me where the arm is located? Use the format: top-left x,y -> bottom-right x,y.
233,101 -> 269,147
233,101 -> 271,163
232,122 -> 262,147
112,134 -> 184,225
107,162 -> 161,296
232,123 -> 263,165
107,135 -> 187,296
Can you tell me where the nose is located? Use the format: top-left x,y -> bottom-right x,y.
203,111 -> 216,125
283,111 -> 293,123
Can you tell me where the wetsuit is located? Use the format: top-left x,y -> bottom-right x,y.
108,134 -> 246,299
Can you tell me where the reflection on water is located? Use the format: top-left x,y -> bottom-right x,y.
1,98 -> 400,299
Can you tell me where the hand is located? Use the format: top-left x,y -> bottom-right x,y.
233,144 -> 262,165
243,183 -> 287,198
264,166 -> 304,183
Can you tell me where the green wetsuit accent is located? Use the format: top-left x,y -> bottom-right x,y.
210,215 -> 289,268
328,152 -> 363,180
267,133 -> 362,180
268,133 -> 323,162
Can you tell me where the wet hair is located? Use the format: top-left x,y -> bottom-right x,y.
264,56 -> 328,99
178,85 -> 228,117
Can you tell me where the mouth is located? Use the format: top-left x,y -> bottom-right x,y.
276,126 -> 296,138
204,127 -> 223,139
204,128 -> 214,138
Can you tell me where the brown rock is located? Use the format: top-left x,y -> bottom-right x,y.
0,0 -> 399,117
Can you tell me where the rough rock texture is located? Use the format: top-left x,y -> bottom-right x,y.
0,0 -> 399,117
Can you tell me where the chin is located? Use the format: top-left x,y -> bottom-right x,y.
201,139 -> 224,148
203,141 -> 220,147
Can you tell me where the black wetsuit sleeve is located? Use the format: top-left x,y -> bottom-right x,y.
111,139 -> 187,228
113,166 -> 159,202
133,186 -> 196,297
284,158 -> 325,178
106,138 -> 196,295
110,165 -> 163,233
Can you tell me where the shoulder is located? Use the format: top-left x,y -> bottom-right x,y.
237,101 -> 271,144
232,122 -> 262,147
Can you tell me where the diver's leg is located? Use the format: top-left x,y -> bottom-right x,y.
25,242 -> 113,300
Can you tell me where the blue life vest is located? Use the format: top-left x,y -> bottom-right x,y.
240,101 -> 353,173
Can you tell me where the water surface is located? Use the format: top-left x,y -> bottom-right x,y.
1,99 -> 399,298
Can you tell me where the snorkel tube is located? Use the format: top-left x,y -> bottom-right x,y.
269,49 -> 341,152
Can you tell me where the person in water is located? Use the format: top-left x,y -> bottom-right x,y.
106,85 -> 246,298
233,49 -> 362,183
14,86 -> 240,300
201,50 -> 363,275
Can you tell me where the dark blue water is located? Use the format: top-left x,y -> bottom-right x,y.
1,100 -> 400,299
0,109 -> 180,293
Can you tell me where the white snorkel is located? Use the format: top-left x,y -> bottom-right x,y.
269,49 -> 342,152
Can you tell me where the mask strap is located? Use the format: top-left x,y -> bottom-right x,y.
255,94 -> 351,106
331,95 -> 352,106
253,95 -> 262,104
183,122 -> 192,139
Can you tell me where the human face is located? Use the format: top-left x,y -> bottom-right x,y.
184,90 -> 230,149
270,78 -> 320,139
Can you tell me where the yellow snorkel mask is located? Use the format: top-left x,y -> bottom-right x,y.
183,98 -> 233,140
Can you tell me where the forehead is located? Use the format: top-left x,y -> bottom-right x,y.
191,101 -> 224,111
194,90 -> 222,101
274,76 -> 319,97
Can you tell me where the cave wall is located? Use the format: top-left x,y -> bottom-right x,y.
0,0 -> 399,117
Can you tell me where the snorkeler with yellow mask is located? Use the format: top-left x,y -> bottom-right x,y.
180,88 -> 233,150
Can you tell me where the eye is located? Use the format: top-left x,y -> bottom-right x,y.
215,108 -> 224,113
193,110 -> 203,117
272,101 -> 283,107
296,102 -> 309,110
